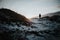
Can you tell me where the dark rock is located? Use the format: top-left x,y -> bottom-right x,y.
0,8 -> 32,26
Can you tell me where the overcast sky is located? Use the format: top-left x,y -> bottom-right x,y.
0,0 -> 60,18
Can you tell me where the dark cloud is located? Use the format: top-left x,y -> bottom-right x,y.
0,0 -> 3,2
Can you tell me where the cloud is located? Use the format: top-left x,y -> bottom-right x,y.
0,0 -> 3,2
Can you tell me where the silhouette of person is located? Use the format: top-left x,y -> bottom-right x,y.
39,14 -> 41,18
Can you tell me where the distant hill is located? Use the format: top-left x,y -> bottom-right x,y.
42,11 -> 60,17
42,11 -> 60,23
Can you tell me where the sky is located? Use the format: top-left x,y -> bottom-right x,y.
0,0 -> 60,18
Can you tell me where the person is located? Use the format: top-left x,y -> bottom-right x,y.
39,14 -> 41,18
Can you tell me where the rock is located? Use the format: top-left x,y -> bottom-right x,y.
0,8 -> 32,26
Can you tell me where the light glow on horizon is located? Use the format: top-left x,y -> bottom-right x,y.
0,0 -> 60,18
